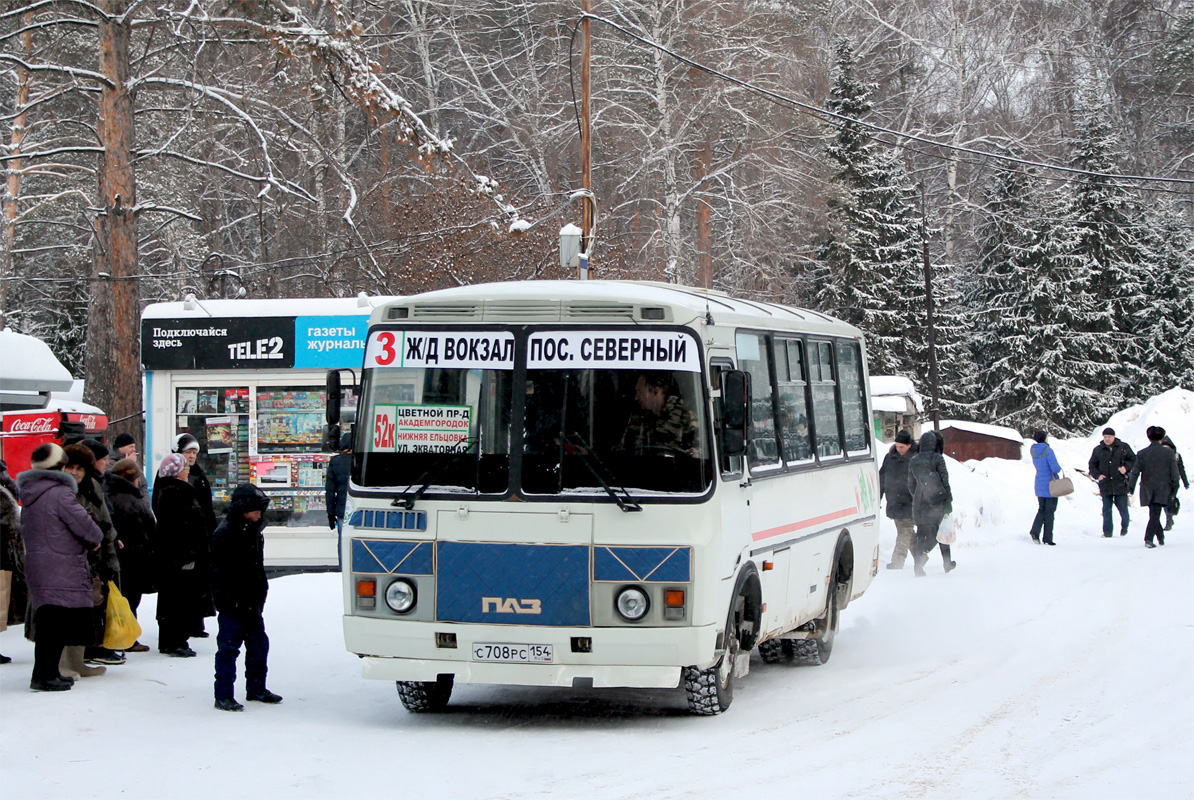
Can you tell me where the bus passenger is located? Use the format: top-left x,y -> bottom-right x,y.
621,372 -> 699,456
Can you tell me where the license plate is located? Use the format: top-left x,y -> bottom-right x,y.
471,643 -> 554,664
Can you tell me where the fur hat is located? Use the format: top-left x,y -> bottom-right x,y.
30,443 -> 67,471
1033,429 -> 1047,443
894,429 -> 913,445
112,432 -> 136,450
111,457 -> 142,482
172,433 -> 200,453
64,444 -> 97,471
1147,425 -> 1166,442
158,453 -> 187,478
1102,427 -> 1115,436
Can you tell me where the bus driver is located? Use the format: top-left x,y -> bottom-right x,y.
621,371 -> 699,457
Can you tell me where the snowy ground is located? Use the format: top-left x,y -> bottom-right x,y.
3,390 -> 1192,800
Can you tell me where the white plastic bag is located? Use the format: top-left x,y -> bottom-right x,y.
937,512 -> 959,545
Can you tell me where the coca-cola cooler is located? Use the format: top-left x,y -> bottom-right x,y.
0,410 -> 109,477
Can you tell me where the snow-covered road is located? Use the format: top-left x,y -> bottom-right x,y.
2,508 -> 1189,800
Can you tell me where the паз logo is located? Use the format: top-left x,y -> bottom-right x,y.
481,597 -> 542,615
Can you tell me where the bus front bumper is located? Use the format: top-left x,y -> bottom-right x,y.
344,615 -> 719,689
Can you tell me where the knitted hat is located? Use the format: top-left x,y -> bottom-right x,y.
113,432 -> 135,450
158,453 -> 187,478
30,443 -> 67,471
1102,427 -> 1115,436
1033,429 -> 1047,443
894,429 -> 913,445
173,433 -> 200,453
80,438 -> 109,462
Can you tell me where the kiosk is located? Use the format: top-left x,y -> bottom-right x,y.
141,296 -> 394,570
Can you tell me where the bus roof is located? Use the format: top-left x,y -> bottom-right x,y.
143,295 -> 400,319
370,280 -> 862,338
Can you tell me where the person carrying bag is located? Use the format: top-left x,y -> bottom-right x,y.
1030,430 -> 1064,545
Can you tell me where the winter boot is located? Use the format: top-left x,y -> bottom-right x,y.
214,697 -> 244,712
913,553 -> 927,578
247,689 -> 283,704
62,646 -> 106,678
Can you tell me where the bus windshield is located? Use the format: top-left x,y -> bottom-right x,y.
522,368 -> 711,496
356,366 -> 513,493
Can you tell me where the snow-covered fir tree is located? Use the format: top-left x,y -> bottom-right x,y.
1140,200 -> 1194,393
818,40 -> 923,379
1063,88 -> 1150,406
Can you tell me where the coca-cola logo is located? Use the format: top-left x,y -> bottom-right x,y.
78,415 -> 97,429
9,417 -> 54,434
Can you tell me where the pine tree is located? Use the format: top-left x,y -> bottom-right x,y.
1140,201 -> 1194,392
818,40 -> 923,379
1064,88 -> 1150,407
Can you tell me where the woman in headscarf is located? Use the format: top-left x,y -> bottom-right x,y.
151,453 -> 208,657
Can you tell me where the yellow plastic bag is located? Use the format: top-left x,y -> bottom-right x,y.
103,580 -> 142,651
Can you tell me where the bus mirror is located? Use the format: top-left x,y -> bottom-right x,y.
721,370 -> 749,458
323,423 -> 341,452
326,370 -> 342,425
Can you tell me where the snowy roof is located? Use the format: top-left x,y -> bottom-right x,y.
869,375 -> 924,412
872,395 -> 915,414
939,419 -> 1024,443
375,281 -> 862,337
143,295 -> 401,319
0,329 -> 74,392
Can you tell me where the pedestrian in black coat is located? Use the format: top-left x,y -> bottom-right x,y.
1088,428 -> 1136,537
1160,436 -> 1189,531
106,458 -> 156,653
211,483 -> 281,711
152,454 -> 208,657
1131,426 -> 1180,548
879,429 -> 918,569
174,433 -> 216,634
325,432 -> 352,570
908,430 -> 955,576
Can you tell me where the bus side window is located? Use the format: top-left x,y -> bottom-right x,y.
835,340 -> 870,454
774,338 -> 813,464
810,341 -> 842,459
710,363 -> 742,476
735,332 -> 780,472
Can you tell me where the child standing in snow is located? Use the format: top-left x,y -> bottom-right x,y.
211,484 -> 282,711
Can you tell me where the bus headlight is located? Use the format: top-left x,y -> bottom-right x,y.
385,579 -> 417,613
615,586 -> 649,621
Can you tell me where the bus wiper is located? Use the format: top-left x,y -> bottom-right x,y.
393,437 -> 479,510
563,432 -> 642,513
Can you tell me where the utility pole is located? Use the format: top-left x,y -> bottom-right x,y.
920,182 -> 941,431
579,0 -> 593,280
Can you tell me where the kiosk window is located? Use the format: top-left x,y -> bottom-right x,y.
835,341 -> 869,454
809,342 -> 842,458
175,387 -> 251,518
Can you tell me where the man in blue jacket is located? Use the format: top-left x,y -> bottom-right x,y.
1088,427 -> 1136,537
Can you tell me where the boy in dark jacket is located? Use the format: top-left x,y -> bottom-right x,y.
211,484 -> 281,711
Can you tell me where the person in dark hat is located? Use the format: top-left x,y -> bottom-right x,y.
1131,426 -> 1180,549
325,431 -> 353,571
211,484 -> 281,711
1088,427 -> 1136,537
111,433 -> 137,462
879,429 -> 919,568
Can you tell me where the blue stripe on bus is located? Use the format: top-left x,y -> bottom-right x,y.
594,547 -> 691,583
351,540 -> 434,575
348,510 -> 427,531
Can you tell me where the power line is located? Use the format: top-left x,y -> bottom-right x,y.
572,13 -> 1194,188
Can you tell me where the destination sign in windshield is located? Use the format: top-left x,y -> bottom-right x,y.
365,331 -> 515,370
527,331 -> 700,372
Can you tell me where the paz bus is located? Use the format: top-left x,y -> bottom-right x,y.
329,280 -> 880,715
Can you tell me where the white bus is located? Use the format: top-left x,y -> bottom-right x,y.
331,281 -> 880,715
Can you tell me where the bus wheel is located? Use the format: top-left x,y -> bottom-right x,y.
396,676 -> 454,712
811,577 -> 839,665
683,596 -> 743,715
758,638 -> 786,664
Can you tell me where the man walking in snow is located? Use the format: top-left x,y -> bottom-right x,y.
1132,426 -> 1180,549
879,429 -> 918,568
1088,427 -> 1136,537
